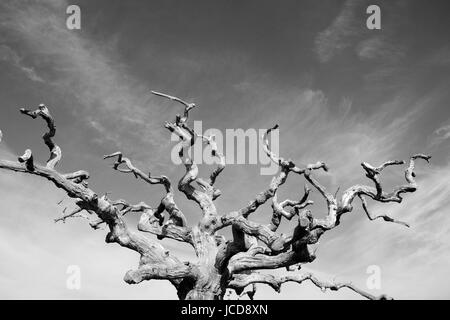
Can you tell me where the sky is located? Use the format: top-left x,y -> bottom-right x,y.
0,0 -> 449,299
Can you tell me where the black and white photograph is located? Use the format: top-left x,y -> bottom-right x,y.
0,0 -> 449,311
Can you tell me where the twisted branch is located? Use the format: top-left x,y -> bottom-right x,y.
138,208 -> 194,245
153,91 -> 219,228
104,152 -> 187,227
359,194 -> 410,227
151,90 -> 196,125
197,134 -> 225,186
269,185 -> 313,232
20,104 -> 61,169
124,262 -> 198,284
236,125 -> 327,219
104,152 -> 171,191
228,272 -> 392,300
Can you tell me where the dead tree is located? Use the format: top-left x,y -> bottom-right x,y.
0,97 -> 431,300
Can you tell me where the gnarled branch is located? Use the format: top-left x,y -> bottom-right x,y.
138,208 -> 193,245
124,262 -> 198,284
228,272 -> 392,300
104,152 -> 171,191
235,125 -> 327,220
153,91 -> 219,229
20,104 -> 61,169
151,90 -> 196,125
269,185 -> 313,232
104,152 -> 187,227
359,194 -> 410,227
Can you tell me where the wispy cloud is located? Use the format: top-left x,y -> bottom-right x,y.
315,0 -> 407,71
430,123 -> 450,147
355,36 -> 405,62
0,44 -> 43,82
314,0 -> 362,63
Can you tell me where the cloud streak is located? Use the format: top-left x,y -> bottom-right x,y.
314,0 -> 362,63
0,44 -> 43,82
431,124 -> 450,147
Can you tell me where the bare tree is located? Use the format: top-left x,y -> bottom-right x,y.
0,95 -> 430,300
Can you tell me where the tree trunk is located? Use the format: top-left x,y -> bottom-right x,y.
176,227 -> 227,300
184,266 -> 227,299
178,276 -> 225,300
